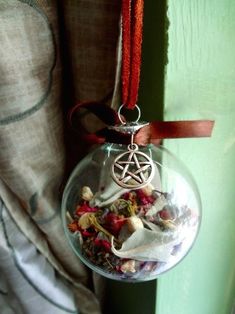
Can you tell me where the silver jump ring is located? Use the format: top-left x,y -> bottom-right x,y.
128,143 -> 138,151
117,104 -> 141,125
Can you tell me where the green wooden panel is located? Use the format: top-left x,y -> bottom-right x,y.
157,1 -> 235,314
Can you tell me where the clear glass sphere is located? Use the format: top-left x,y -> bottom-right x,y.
62,144 -> 201,282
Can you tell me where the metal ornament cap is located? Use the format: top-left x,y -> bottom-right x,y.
111,145 -> 155,189
108,121 -> 149,134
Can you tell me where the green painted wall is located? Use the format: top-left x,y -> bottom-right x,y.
157,1 -> 235,314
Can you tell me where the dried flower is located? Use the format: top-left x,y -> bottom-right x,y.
78,213 -> 93,229
136,189 -> 155,206
158,209 -> 172,220
75,203 -> 97,216
126,216 -> 144,233
94,238 -> 111,252
81,186 -> 94,201
121,192 -> 130,200
142,184 -> 154,196
68,221 -> 79,232
120,260 -> 136,273
104,213 -> 126,236
84,213 -> 114,239
67,182 -> 193,280
81,230 -> 96,237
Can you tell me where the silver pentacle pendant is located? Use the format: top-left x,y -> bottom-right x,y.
111,144 -> 155,189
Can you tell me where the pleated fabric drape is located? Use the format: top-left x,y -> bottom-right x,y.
0,1 -> 121,313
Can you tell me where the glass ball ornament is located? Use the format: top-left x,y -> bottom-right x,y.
62,142 -> 201,282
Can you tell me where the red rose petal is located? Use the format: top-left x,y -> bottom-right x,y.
75,203 -> 98,216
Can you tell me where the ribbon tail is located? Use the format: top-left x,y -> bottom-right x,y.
148,120 -> 215,141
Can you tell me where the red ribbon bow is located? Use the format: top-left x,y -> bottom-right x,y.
69,102 -> 214,146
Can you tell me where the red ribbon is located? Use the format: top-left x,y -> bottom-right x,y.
122,0 -> 144,109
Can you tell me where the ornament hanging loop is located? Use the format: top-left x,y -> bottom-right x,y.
118,104 -> 141,125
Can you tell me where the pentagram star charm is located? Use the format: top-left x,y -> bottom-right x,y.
111,148 -> 155,189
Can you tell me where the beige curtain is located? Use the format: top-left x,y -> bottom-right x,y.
0,1 -> 121,313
